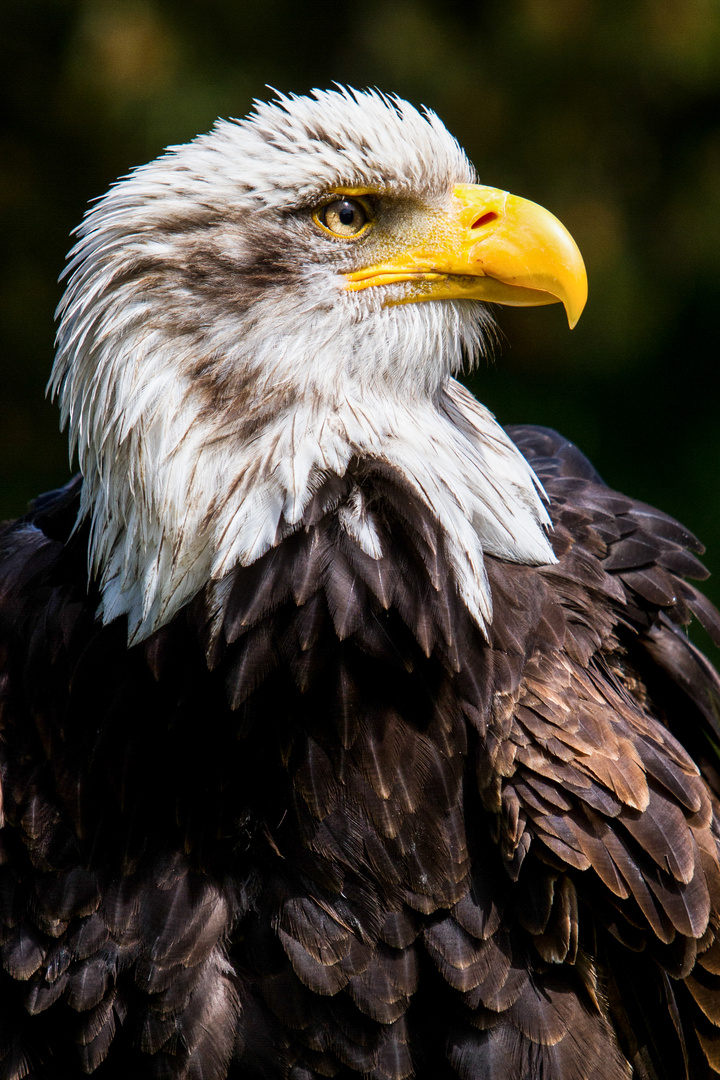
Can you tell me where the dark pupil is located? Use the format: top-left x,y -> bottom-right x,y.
338,202 -> 356,225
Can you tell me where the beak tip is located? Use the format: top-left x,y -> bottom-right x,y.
563,278 -> 588,330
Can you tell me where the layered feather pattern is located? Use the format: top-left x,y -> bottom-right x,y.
1,427 -> 720,1078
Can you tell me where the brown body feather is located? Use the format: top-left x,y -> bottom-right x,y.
1,426 -> 720,1079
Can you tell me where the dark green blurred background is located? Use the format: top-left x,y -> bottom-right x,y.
2,0 -> 720,645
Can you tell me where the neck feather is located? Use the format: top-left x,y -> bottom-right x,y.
51,287 -> 555,643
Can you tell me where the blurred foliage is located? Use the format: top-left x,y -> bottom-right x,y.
2,0 -> 720,644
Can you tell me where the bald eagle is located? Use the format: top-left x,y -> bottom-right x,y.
1,88 -> 720,1080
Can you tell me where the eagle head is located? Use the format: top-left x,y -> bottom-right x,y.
49,88 -> 587,643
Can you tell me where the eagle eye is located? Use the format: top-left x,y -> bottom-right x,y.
314,197 -> 371,239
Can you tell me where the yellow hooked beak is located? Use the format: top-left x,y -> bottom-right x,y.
345,184 -> 587,329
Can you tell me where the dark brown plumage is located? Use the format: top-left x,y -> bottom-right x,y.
2,426 -> 720,1079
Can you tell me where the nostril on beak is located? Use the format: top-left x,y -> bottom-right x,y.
471,211 -> 499,230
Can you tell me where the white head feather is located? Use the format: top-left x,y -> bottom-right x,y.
49,87 -> 555,644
